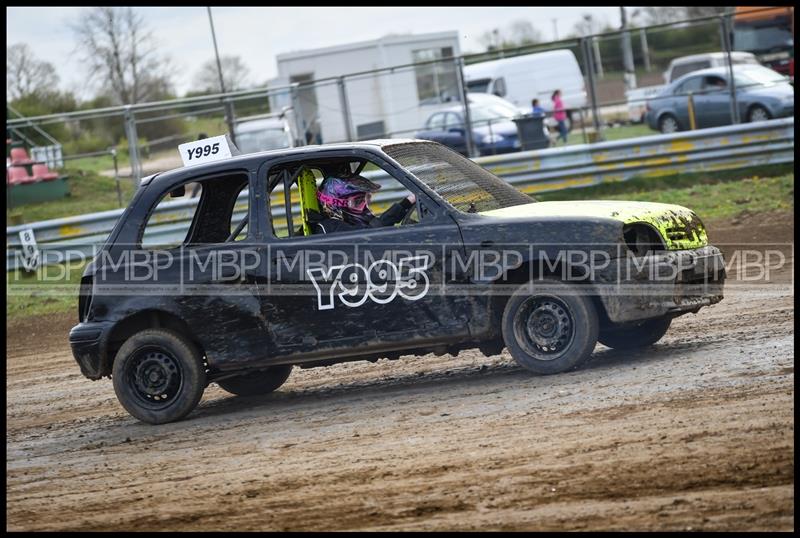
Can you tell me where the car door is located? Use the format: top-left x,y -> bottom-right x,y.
254,150 -> 470,362
695,75 -> 733,127
673,76 -> 703,127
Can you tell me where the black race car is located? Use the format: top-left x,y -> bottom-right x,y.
69,138 -> 725,424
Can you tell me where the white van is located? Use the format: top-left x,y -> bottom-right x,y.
663,51 -> 759,84
464,49 -> 587,128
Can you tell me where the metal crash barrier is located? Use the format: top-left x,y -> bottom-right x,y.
6,117 -> 794,271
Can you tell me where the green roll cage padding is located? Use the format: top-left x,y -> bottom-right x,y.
297,169 -> 320,236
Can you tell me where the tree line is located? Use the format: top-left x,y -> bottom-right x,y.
7,7 -> 260,155
7,7 -> 733,156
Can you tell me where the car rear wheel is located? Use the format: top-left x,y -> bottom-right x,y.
216,365 -> 293,396
659,114 -> 680,134
598,316 -> 672,349
112,329 -> 206,424
747,105 -> 771,123
501,281 -> 599,375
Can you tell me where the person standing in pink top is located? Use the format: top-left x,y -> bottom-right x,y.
551,89 -> 568,144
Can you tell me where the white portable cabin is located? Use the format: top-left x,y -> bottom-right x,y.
268,31 -> 461,144
464,49 -> 587,117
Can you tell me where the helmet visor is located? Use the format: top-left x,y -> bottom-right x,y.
346,192 -> 371,213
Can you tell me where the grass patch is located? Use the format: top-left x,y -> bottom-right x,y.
7,168 -> 137,225
6,260 -> 86,321
537,165 -> 794,221
558,123 -> 656,147
62,152 -> 129,175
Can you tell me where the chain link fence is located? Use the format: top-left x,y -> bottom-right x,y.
7,8 -> 791,203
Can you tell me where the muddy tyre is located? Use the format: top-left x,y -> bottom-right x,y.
599,316 -> 672,349
112,329 -> 206,425
217,365 -> 293,396
502,282 -> 599,375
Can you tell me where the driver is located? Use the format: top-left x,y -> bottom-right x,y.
311,174 -> 416,234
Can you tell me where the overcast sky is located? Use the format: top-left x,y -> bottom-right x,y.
7,6 -> 624,100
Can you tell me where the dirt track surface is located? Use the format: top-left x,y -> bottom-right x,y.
6,213 -> 794,531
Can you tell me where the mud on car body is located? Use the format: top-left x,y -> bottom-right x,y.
69,138 -> 725,424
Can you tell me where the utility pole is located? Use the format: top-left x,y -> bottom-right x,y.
620,7 -> 637,91
640,28 -> 651,72
207,7 -> 237,144
592,37 -> 604,79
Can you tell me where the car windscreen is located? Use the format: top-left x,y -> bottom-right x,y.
468,104 -> 519,122
384,142 -> 533,213
236,129 -> 291,154
466,78 -> 492,93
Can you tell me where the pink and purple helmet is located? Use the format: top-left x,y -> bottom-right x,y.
317,176 -> 381,215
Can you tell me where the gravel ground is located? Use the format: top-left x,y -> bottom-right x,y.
6,212 -> 794,531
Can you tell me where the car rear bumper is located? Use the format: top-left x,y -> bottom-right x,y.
596,245 -> 726,323
69,321 -> 113,380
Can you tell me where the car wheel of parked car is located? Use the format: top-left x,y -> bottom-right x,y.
112,329 -> 207,425
747,105 -> 771,123
502,281 -> 599,375
598,316 -> 672,349
216,365 -> 293,396
659,114 -> 680,134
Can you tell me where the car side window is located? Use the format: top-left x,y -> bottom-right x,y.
702,75 -> 727,92
675,76 -> 703,95
426,113 -> 446,130
140,172 -> 250,249
266,156 -> 422,239
445,112 -> 463,129
670,60 -> 710,82
493,77 -> 507,97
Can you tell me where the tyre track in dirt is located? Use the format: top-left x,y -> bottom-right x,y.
6,213 -> 794,531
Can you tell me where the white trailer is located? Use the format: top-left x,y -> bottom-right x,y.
268,31 -> 461,145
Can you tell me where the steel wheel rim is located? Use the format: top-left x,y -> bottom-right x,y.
514,296 -> 575,360
662,117 -> 678,133
750,108 -> 768,122
127,346 -> 184,409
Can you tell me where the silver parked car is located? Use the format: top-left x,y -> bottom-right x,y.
646,64 -> 794,133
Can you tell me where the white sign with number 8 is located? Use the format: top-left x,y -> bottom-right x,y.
18,228 -> 40,272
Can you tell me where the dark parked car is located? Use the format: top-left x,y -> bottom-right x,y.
415,98 -> 528,156
646,64 -> 794,133
70,139 -> 725,424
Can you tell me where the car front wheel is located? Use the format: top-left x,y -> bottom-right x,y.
747,105 -> 771,123
112,329 -> 207,424
598,316 -> 672,349
216,365 -> 293,396
502,281 -> 599,375
659,114 -> 680,134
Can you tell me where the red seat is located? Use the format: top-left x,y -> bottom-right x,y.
7,165 -> 38,185
32,163 -> 59,181
10,147 -> 34,165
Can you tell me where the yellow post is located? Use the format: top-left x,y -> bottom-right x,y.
687,93 -> 697,130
